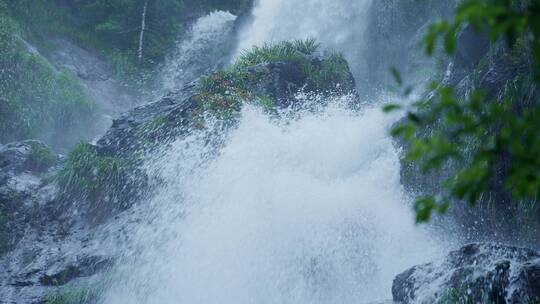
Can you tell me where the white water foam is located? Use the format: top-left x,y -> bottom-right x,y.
103,100 -> 444,304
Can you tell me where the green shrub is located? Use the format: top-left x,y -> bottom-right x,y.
0,13 -> 97,149
235,38 -> 319,70
45,284 -> 102,304
386,0 -> 540,223
56,143 -> 134,203
0,0 -> 254,88
195,39 -> 351,117
306,52 -> 351,91
196,70 -> 250,118
27,142 -> 55,172
437,288 -> 479,304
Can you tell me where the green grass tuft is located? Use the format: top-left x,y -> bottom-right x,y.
45,283 -> 103,304
45,288 -> 90,304
306,52 -> 351,90
28,142 -> 55,172
56,142 -> 134,203
195,39 -> 351,118
235,38 -> 320,69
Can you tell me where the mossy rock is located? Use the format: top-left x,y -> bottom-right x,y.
97,39 -> 356,157
196,39 -> 356,112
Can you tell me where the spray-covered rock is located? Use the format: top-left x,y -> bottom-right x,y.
0,140 -> 57,254
392,243 -> 540,303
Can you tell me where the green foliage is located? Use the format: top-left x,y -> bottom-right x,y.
195,40 -> 318,118
235,38 -> 319,69
196,70 -> 249,118
56,143 -> 134,203
0,12 -> 97,148
437,287 -> 486,304
257,94 -> 274,110
386,0 -> 540,222
28,142 -> 55,172
45,287 -> 92,304
423,0 -> 540,64
305,52 -> 351,91
1,0 -> 251,85
196,39 -> 351,117
45,282 -> 105,304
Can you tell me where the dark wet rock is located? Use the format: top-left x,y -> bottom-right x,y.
244,56 -> 356,108
96,83 -> 199,157
245,61 -> 309,106
97,53 -> 356,157
39,255 -> 112,286
392,243 -> 540,304
0,141 -> 58,254
0,140 -> 120,302
0,140 -> 56,177
0,210 -> 131,303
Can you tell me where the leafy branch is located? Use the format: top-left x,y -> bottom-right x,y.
386,0 -> 540,223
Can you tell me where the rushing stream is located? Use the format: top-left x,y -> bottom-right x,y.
102,1 -> 450,303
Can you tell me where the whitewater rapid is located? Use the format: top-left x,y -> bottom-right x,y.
103,99 -> 444,304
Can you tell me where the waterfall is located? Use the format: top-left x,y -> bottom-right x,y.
161,11 -> 237,93
234,0 -> 373,82
102,3 -> 449,303
103,100 -> 444,304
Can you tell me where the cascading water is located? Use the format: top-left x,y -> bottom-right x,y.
161,11 -> 237,93
102,100 -> 445,304
235,0 -> 373,82
102,2 -> 450,303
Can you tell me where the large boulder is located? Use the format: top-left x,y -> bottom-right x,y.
392,243 -> 540,303
96,83 -> 199,157
97,52 -> 356,157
